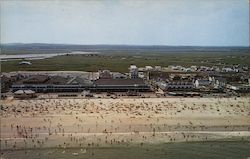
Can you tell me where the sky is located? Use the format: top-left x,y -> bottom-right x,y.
1,0 -> 249,46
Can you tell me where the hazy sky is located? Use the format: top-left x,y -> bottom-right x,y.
1,0 -> 249,46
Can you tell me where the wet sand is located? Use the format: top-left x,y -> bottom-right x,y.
1,97 -> 250,150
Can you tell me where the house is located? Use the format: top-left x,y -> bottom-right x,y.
11,75 -> 93,93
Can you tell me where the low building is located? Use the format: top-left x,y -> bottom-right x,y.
93,79 -> 150,92
167,81 -> 194,91
157,81 -> 194,91
195,79 -> 211,88
14,90 -> 36,98
226,84 -> 250,93
11,75 -> 93,93
11,75 -> 150,93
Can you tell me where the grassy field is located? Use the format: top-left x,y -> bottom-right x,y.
1,141 -> 250,159
1,52 -> 250,72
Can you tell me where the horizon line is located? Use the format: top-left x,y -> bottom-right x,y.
2,42 -> 250,47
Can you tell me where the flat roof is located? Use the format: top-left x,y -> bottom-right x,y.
94,79 -> 146,86
14,75 -> 92,85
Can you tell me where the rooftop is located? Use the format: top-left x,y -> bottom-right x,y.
14,75 -> 92,85
23,75 -> 49,84
14,90 -> 35,94
94,79 -> 146,86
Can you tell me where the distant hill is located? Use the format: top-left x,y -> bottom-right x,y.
1,43 -> 250,55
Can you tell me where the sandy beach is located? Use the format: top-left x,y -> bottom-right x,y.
1,97 -> 250,150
